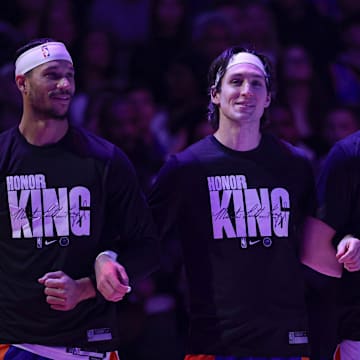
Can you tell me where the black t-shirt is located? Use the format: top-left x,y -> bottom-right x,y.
317,130 -> 360,341
0,126 -> 158,349
148,133 -> 316,356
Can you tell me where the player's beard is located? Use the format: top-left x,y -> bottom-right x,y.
49,109 -> 69,121
29,91 -> 72,120
32,103 -> 70,120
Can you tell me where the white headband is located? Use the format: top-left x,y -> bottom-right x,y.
15,41 -> 73,77
214,52 -> 267,87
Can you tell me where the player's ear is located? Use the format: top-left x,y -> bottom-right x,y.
211,86 -> 220,105
16,75 -> 27,93
264,93 -> 271,108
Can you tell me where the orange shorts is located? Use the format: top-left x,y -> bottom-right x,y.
184,355 -> 310,360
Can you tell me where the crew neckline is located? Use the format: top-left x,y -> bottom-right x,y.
15,126 -> 71,149
209,133 -> 265,156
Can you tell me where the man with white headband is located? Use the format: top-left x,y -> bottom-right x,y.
0,38 -> 159,359
143,45 -> 360,359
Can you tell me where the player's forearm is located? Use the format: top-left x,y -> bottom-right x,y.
301,246 -> 342,278
75,277 -> 97,302
300,217 -> 342,278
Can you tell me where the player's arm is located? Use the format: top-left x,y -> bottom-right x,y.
94,250 -> 132,302
95,148 -> 159,300
300,216 -> 342,278
336,234 -> 360,272
38,271 -> 96,311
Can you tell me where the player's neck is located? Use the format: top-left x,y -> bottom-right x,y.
19,116 -> 69,146
214,124 -> 261,152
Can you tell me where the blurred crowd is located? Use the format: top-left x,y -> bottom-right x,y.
1,0 -> 360,358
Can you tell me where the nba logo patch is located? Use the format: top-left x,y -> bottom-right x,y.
41,45 -> 50,58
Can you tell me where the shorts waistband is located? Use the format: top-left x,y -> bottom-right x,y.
66,347 -> 106,358
11,344 -> 118,360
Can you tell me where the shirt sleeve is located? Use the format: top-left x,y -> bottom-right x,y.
102,146 -> 160,283
147,155 -> 184,274
316,143 -> 356,241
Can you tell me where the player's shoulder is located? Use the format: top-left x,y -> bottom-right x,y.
265,133 -> 310,164
69,126 -> 128,161
333,130 -> 360,157
0,126 -> 18,145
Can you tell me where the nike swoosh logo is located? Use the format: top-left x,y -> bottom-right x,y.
45,239 -> 57,246
249,239 -> 261,245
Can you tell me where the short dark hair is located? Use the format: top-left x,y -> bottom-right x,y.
207,46 -> 273,130
14,37 -> 57,64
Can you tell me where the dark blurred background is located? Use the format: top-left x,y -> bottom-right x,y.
1,0 -> 360,358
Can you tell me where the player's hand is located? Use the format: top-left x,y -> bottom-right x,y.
336,235 -> 360,272
95,254 -> 131,302
38,270 -> 95,311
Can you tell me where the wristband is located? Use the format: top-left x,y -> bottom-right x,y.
95,250 -> 118,262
